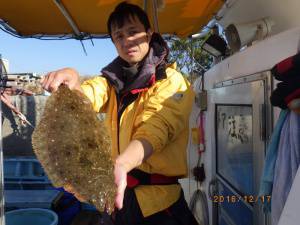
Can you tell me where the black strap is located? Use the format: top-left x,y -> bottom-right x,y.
54,197 -> 79,212
127,169 -> 179,187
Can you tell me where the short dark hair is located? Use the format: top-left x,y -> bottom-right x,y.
107,2 -> 151,38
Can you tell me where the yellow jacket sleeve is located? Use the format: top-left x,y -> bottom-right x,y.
132,69 -> 195,152
80,76 -> 110,113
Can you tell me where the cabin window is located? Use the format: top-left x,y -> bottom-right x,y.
216,104 -> 253,196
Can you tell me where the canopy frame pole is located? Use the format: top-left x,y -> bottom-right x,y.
0,55 -> 5,225
143,0 -> 148,11
53,0 -> 82,38
151,0 -> 160,33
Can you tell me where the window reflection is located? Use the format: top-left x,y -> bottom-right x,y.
216,105 -> 253,196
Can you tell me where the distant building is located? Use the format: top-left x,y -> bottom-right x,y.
0,58 -> 9,74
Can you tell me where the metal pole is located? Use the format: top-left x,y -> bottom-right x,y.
0,54 -> 5,225
0,94 -> 4,225
53,0 -> 82,38
151,0 -> 160,33
143,0 -> 148,11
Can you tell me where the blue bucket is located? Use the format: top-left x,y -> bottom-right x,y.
5,208 -> 58,225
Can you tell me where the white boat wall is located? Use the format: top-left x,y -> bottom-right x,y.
182,0 -> 300,225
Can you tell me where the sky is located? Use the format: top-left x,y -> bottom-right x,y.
0,30 -> 118,76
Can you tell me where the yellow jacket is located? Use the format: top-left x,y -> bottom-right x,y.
81,63 -> 194,217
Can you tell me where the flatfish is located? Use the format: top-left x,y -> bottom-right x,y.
32,85 -> 115,212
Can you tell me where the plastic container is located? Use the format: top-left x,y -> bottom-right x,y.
5,208 -> 58,225
4,158 -> 52,190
